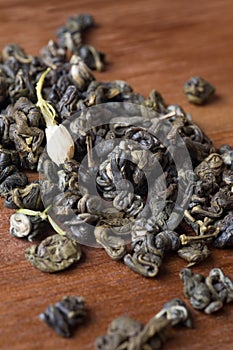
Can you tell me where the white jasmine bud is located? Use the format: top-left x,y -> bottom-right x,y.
36,68 -> 74,166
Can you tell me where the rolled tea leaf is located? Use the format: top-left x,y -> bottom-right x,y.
25,234 -> 82,273
39,296 -> 86,337
205,268 -> 233,314
94,316 -> 143,350
124,234 -> 164,278
177,242 -> 210,267
183,77 -> 215,105
180,267 -> 233,314
95,298 -> 192,350
69,55 -> 95,91
78,45 -> 105,71
94,225 -> 126,260
180,268 -> 211,311
6,182 -> 43,210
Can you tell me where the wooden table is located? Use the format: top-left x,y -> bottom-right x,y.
0,1 -> 232,349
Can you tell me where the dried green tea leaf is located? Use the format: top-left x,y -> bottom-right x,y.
95,299 -> 192,350
25,234 -> 82,272
94,225 -> 126,260
180,267 -> 233,314
180,268 -> 211,310
177,241 -> 210,267
183,77 -> 215,105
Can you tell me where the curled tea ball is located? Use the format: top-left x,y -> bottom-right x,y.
218,144 -> 233,168
183,77 -> 215,105
10,213 -> 32,238
25,234 -> 82,273
78,45 -> 105,71
155,230 -> 181,251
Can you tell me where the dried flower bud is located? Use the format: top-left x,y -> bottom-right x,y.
10,213 -> 32,238
46,124 -> 75,166
36,68 -> 74,165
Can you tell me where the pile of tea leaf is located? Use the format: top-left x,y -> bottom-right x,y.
0,13 -> 233,346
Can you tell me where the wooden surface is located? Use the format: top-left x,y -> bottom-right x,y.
0,1 -> 233,349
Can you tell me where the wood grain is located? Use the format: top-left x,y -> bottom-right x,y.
0,1 -> 233,349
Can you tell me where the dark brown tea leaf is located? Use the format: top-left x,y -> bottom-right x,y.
39,295 -> 86,337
